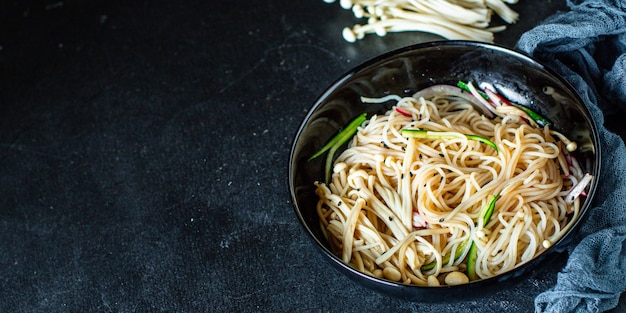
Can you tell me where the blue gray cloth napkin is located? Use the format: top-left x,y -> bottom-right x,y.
516,0 -> 626,312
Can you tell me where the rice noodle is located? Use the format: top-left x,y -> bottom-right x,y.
314,92 -> 585,285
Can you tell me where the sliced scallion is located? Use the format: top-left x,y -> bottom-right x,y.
308,113 -> 367,183
511,103 -> 551,127
459,80 -> 552,128
457,80 -> 488,100
421,239 -> 468,271
401,129 -> 498,154
467,192 -> 500,281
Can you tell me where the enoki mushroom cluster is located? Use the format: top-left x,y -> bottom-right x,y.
322,0 -> 520,42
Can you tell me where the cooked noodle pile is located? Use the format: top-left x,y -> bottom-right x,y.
314,94 -> 585,286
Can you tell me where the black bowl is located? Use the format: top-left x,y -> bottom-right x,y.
288,40 -> 601,301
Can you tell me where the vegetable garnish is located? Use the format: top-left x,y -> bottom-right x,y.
413,84 -> 495,118
421,240 -> 468,271
511,103 -> 551,127
457,81 -> 488,100
402,129 -> 498,153
308,113 -> 367,183
395,107 -> 412,117
458,80 -> 552,127
480,191 -> 501,226
467,192 -> 501,281
422,192 -> 500,273
466,242 -> 480,281
565,173 -> 593,204
308,113 -> 367,161
483,86 -> 512,107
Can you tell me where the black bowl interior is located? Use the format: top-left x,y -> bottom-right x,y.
288,40 -> 601,301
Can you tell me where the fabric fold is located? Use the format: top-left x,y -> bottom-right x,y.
516,0 -> 626,312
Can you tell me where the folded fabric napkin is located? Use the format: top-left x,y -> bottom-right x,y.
516,0 -> 626,312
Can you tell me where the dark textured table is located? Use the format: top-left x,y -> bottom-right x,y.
1,1 -> 624,312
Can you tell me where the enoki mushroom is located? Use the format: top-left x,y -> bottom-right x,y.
322,0 -> 520,42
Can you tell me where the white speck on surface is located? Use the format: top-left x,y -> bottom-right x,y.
45,1 -> 64,10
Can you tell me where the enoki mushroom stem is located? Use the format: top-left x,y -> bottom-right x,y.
323,0 -> 519,43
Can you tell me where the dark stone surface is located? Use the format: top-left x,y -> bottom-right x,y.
0,0 -> 623,312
